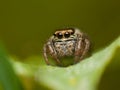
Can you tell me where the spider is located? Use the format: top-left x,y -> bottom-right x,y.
43,28 -> 90,66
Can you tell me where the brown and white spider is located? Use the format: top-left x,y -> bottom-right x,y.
43,28 -> 90,66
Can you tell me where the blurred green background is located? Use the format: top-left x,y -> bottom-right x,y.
0,0 -> 120,59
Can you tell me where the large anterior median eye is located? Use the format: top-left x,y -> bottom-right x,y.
64,32 -> 70,38
57,32 -> 63,39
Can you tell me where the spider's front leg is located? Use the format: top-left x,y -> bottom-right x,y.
43,41 -> 62,65
74,33 -> 90,64
43,43 -> 50,65
80,37 -> 90,60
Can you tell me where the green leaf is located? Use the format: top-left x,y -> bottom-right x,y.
35,36 -> 120,90
11,37 -> 120,90
0,44 -> 23,90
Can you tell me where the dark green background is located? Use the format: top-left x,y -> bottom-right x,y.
0,0 -> 120,58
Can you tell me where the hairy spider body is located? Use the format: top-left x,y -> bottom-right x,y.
43,28 -> 90,66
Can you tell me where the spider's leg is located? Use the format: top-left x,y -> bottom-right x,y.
74,33 -> 90,64
47,41 -> 62,65
74,35 -> 83,63
43,44 -> 50,65
80,38 -> 90,60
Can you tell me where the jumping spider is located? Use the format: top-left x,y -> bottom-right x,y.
43,28 -> 90,66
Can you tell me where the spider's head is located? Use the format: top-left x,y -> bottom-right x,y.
53,28 -> 75,40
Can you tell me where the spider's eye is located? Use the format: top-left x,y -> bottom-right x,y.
64,32 -> 70,38
57,33 -> 63,39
